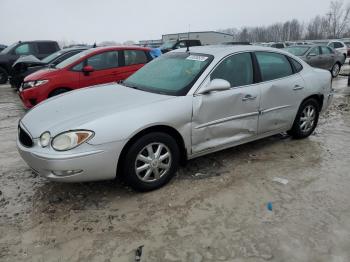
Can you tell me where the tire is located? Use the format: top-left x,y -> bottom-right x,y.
331,63 -> 341,78
49,88 -> 70,98
122,132 -> 180,191
0,67 -> 8,84
288,98 -> 320,139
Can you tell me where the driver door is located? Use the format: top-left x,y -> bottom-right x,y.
191,52 -> 260,154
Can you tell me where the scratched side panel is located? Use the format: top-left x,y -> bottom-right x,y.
258,75 -> 305,134
191,87 -> 260,154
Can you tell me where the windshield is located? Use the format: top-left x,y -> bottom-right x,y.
41,50 -> 64,63
284,46 -> 310,56
56,49 -> 91,69
0,43 -> 17,54
160,41 -> 176,50
123,52 -> 213,96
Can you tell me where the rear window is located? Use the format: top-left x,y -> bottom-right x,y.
290,58 -> 303,73
37,42 -> 58,54
124,50 -> 148,66
256,52 -> 293,81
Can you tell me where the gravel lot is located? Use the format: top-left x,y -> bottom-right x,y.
0,75 -> 350,262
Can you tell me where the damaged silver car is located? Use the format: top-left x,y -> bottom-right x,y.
17,45 -> 333,191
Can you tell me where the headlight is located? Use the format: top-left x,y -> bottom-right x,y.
23,80 -> 49,89
40,131 -> 51,147
51,130 -> 94,151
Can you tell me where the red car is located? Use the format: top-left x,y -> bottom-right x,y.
19,46 -> 152,108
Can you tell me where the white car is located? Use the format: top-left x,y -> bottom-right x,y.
328,40 -> 348,60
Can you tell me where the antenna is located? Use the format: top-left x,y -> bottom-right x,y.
186,24 -> 190,52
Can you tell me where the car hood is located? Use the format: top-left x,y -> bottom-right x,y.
12,55 -> 43,68
20,83 -> 174,138
24,67 -> 60,81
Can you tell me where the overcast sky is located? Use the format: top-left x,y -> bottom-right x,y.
0,0 -> 333,45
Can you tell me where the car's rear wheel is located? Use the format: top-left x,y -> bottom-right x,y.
288,98 -> 320,139
331,63 -> 341,78
0,68 -> 8,84
49,88 -> 70,98
122,132 -> 180,191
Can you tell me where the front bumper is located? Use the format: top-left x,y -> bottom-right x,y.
17,138 -> 125,183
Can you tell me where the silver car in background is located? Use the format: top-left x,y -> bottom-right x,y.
17,45 -> 333,191
284,44 -> 345,77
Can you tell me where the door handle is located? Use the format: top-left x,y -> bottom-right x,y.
242,94 -> 257,101
293,85 -> 304,91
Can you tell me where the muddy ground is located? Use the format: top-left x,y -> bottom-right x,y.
0,74 -> 350,262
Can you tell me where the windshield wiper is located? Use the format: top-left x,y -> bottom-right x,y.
121,82 -> 141,90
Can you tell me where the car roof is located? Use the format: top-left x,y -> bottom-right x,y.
172,45 -> 288,57
60,47 -> 90,52
90,46 -> 151,52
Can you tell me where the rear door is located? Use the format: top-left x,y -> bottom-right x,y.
305,47 -> 323,68
118,49 -> 149,80
320,46 -> 335,70
255,52 -> 306,134
78,50 -> 121,87
36,42 -> 58,59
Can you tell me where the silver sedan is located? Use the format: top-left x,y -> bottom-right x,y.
17,45 -> 333,191
284,44 -> 345,77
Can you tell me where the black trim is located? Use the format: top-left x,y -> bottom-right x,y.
251,52 -> 262,83
287,56 -> 303,74
18,126 -> 33,148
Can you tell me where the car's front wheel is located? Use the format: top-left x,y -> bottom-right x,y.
288,98 -> 320,139
122,132 -> 180,191
331,63 -> 341,78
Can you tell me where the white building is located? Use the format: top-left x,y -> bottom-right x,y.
162,31 -> 234,45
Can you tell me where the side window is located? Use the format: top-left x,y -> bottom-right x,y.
124,50 -> 148,66
290,58 -> 303,73
87,51 -> 118,70
328,42 -> 335,48
14,43 -> 31,55
211,52 -> 253,87
309,47 -> 320,55
334,42 -> 344,48
255,52 -> 293,81
321,46 -> 332,55
189,40 -> 200,47
72,62 -> 84,71
37,42 -> 57,54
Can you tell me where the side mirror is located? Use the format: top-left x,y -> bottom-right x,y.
82,65 -> 94,74
198,79 -> 231,94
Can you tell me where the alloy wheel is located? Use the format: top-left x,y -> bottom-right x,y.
332,64 -> 340,77
135,143 -> 172,183
299,105 -> 316,133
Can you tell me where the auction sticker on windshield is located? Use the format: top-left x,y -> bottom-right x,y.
186,55 -> 208,62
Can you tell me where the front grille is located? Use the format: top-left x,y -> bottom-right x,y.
19,126 -> 33,147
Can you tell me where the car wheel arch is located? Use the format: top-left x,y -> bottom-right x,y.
116,125 -> 187,178
300,94 -> 323,112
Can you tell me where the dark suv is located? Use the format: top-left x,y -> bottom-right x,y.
0,41 -> 60,84
10,47 -> 89,89
160,39 -> 201,53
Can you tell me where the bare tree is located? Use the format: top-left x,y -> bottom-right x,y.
218,0 -> 350,42
327,0 -> 350,38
